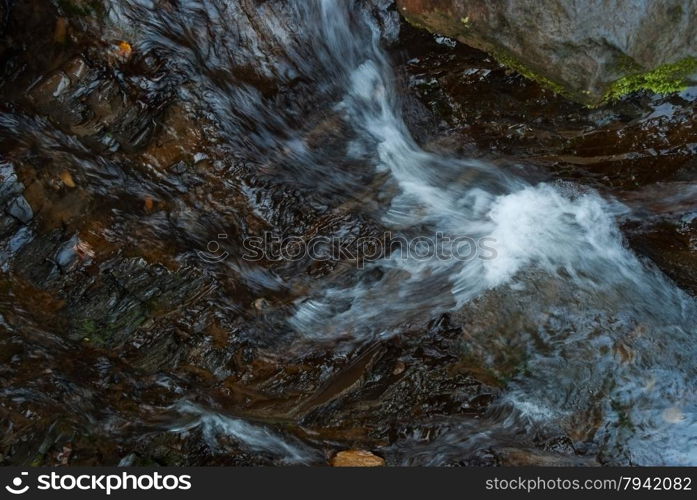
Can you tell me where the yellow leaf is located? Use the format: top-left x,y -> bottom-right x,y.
60,170 -> 76,188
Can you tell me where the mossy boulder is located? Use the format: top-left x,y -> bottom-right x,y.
396,0 -> 697,105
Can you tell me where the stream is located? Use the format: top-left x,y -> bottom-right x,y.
1,0 -> 696,466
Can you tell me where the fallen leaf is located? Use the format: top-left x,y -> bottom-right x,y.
117,41 -> 133,59
60,170 -> 76,188
330,450 -> 385,467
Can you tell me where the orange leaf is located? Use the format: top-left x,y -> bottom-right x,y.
60,170 -> 76,188
117,41 -> 133,59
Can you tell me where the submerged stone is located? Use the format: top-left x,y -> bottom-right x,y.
6,196 -> 33,224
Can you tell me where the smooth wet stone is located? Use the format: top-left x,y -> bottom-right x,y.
6,196 -> 33,224
63,57 -> 88,81
31,72 -> 71,101
55,236 -> 80,271
494,447 -> 599,466
0,162 -> 24,205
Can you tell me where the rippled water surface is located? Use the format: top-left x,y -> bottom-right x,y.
1,0 -> 697,466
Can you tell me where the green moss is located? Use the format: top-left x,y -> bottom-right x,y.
610,400 -> 635,431
79,319 -> 108,345
605,57 -> 697,101
81,319 -> 97,334
492,49 -> 569,97
399,13 -> 426,31
668,4 -> 684,22
103,307 -> 148,345
76,305 -> 148,347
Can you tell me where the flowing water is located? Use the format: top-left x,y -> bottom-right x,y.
1,0 -> 697,465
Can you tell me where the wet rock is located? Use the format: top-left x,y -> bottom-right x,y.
0,3 -> 5,36
0,163 -> 24,206
662,407 -> 686,424
330,450 -> 385,467
55,237 -> 79,271
6,196 -> 33,224
54,235 -> 93,272
63,257 -> 211,348
397,0 -> 697,104
625,218 -> 697,295
63,57 -> 88,82
2,0 -> 696,468
493,447 -> 599,466
31,72 -> 71,101
53,17 -> 69,43
141,104 -> 204,169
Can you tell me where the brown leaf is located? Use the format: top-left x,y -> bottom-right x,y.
60,170 -> 76,188
330,450 -> 385,467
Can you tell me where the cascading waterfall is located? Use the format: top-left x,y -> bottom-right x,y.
123,0 -> 697,464
285,0 -> 693,331
288,1 -> 697,464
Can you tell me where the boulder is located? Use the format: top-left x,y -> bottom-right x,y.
396,0 -> 697,105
